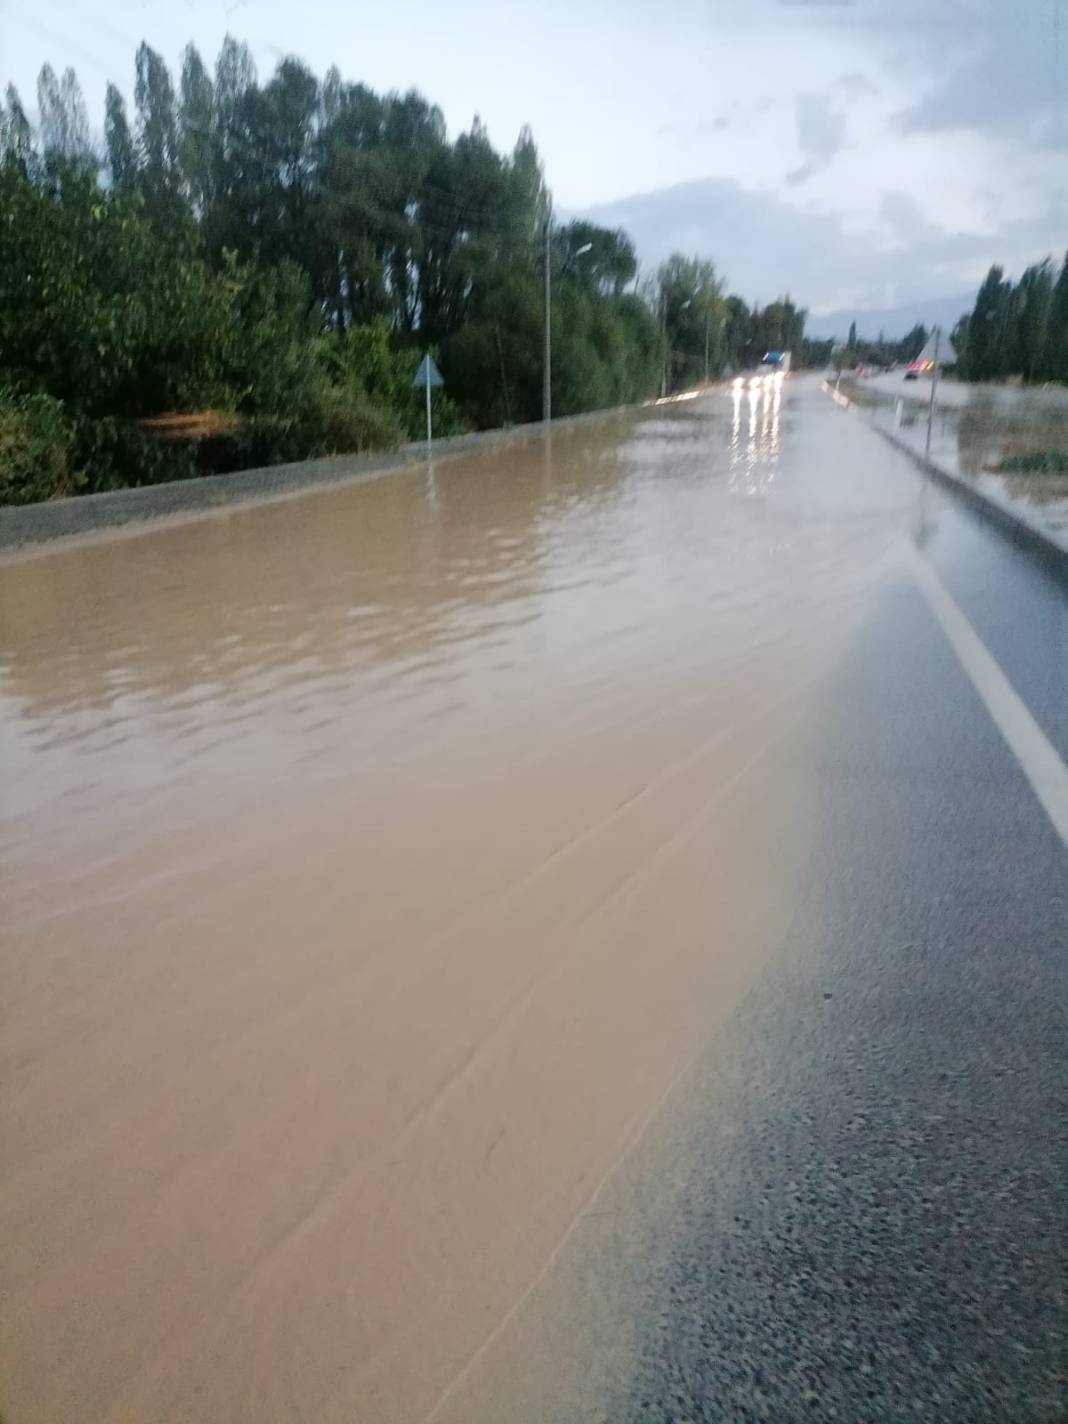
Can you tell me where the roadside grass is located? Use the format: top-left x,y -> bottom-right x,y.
995,449 -> 1068,474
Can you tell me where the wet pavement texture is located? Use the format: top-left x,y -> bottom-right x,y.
2,376 -> 1065,1423
431,467 -> 1068,1424
614,574 -> 1068,1423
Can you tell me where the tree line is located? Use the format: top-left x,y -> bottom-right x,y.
833,322 -> 930,370
953,255 -> 1068,384
0,39 -> 812,504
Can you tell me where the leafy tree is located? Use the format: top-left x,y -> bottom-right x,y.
752,297 -> 806,359
105,83 -> 137,189
203,38 -> 261,259
213,35 -> 258,133
2,83 -> 37,174
37,65 -> 92,167
900,323 -> 928,362
314,321 -> 463,442
0,162 -> 321,488
178,45 -> 214,214
963,265 -> 1011,379
3,32 -> 819,503
0,387 -> 78,502
800,337 -> 834,367
557,221 -> 637,297
1010,260 -> 1054,382
508,126 -> 548,246
135,43 -> 180,218
657,254 -> 727,391
724,296 -> 751,371
321,65 -> 344,123
416,116 -> 507,342
950,314 -> 971,374
954,254 -> 1068,383
1047,252 -> 1068,382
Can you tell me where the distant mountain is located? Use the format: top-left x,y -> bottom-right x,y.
805,292 -> 976,343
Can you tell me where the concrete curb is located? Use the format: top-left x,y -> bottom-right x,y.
0,403 -> 641,556
824,381 -> 1068,585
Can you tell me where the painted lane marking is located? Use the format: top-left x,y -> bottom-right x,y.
905,542 -> 1068,852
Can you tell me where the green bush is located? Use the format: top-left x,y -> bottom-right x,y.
315,324 -> 466,442
70,415 -> 197,493
308,380 -> 406,455
996,449 -> 1068,473
0,388 -> 80,504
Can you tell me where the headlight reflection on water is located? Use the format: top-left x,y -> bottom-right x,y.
728,371 -> 782,492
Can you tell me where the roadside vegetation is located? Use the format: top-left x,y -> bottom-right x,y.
995,450 -> 1068,474
953,257 -> 1068,385
833,322 -> 930,371
832,254 -> 1068,392
0,41 -> 814,504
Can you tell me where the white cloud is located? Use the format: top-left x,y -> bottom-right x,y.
579,172 -> 1066,315
787,93 -> 848,184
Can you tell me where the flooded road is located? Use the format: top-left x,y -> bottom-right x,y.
1,378 -> 923,1423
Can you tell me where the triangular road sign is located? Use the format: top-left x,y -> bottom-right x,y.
413,353 -> 445,388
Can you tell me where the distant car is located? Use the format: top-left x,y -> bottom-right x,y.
759,349 -> 792,376
905,358 -> 933,381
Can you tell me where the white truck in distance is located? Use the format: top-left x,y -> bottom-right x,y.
757,350 -> 792,375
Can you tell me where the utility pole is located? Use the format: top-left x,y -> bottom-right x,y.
660,288 -> 668,399
544,234 -> 591,420
543,214 -> 552,423
704,310 -> 711,385
925,326 -> 941,461
661,294 -> 690,399
495,324 -> 512,426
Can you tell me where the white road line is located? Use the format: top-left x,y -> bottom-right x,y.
904,542 -> 1068,851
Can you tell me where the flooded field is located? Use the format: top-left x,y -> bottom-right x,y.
1,378 -> 921,1423
849,376 -> 1068,540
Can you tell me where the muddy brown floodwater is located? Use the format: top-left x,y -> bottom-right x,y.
1,379 -> 918,1423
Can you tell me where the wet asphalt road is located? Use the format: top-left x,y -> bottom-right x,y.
434,386 -> 1068,1424
620,531 -> 1068,1422
609,421 -> 1068,1421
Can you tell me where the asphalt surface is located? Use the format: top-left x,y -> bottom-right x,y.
619,548 -> 1068,1422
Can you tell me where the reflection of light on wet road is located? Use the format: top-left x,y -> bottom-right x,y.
728,373 -> 782,493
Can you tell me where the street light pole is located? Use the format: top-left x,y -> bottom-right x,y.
544,228 -> 592,424
660,289 -> 668,399
661,295 -> 691,399
704,310 -> 710,385
660,286 -> 669,401
543,214 -> 552,424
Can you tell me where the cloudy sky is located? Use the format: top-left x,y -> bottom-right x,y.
3,0 -> 1065,325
